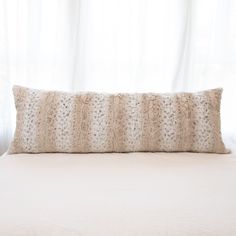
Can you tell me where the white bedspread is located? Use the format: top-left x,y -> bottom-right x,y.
1,152 -> 236,236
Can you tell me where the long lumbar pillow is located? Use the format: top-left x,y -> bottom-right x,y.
8,86 -> 228,154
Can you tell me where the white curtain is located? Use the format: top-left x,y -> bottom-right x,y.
0,0 -> 236,154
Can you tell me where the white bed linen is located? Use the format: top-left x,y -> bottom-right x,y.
0,152 -> 236,236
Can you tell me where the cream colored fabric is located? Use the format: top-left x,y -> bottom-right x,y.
9,86 -> 228,154
0,152 -> 236,236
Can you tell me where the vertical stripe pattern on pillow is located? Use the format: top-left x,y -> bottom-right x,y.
8,86 -> 228,154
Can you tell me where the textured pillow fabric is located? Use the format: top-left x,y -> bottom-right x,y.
8,86 -> 228,154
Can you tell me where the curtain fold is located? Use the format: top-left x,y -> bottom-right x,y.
0,0 -> 12,153
0,0 -> 236,154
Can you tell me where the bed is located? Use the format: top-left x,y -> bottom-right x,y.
1,152 -> 236,236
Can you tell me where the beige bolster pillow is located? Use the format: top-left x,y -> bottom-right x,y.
8,86 -> 228,154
